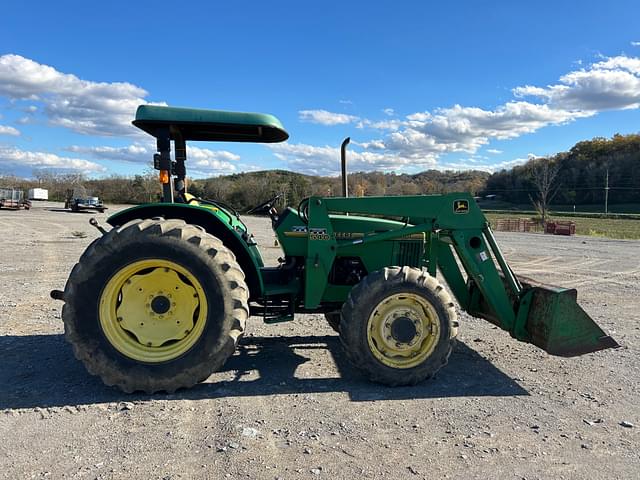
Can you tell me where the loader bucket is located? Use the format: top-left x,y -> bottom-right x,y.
523,285 -> 619,357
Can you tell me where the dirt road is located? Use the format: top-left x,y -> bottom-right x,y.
1,202 -> 638,479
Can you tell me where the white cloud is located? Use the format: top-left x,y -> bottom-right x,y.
369,55 -> 640,162
389,102 -> 591,155
631,41 -> 640,47
67,143 -> 152,163
269,142 -> 436,176
0,125 -> 20,136
439,155 -> 533,174
0,147 -> 105,173
382,108 -> 395,116
187,146 -> 239,174
0,54 -> 162,137
486,148 -> 502,154
67,143 -> 239,175
298,109 -> 359,125
353,139 -> 386,150
513,55 -> 640,111
356,118 -> 403,131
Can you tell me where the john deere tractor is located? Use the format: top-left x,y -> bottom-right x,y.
53,105 -> 618,393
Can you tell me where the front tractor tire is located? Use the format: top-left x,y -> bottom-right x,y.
62,218 -> 249,393
339,266 -> 458,386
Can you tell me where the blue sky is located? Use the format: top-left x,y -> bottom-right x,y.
1,0 -> 639,178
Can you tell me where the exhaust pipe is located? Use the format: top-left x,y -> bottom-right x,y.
341,137 -> 350,197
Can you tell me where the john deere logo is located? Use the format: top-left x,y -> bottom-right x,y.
453,200 -> 469,214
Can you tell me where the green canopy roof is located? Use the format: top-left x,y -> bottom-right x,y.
133,105 -> 289,143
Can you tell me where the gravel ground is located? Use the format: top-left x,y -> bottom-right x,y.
1,201 -> 638,479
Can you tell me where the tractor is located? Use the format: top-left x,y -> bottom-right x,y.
52,105 -> 618,393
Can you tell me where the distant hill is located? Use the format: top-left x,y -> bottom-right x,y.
483,133 -> 640,206
189,169 -> 490,211
3,134 -> 637,211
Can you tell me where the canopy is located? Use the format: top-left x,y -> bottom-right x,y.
133,105 -> 289,143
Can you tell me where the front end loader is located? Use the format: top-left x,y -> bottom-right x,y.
53,105 -> 618,393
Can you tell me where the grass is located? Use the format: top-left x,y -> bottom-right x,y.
484,212 -> 640,240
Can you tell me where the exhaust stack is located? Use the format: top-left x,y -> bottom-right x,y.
341,137 -> 350,197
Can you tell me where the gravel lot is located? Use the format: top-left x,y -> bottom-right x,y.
1,202 -> 638,479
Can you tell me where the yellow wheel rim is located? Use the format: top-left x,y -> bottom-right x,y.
367,292 -> 440,369
99,259 -> 208,363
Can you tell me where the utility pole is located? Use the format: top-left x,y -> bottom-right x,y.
604,168 -> 609,215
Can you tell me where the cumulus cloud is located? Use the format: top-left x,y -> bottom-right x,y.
269,142 -> 436,176
0,147 -> 105,173
67,143 -> 239,175
186,146 -> 239,174
0,125 -> 20,136
439,155 -> 533,174
385,102 -> 591,157
631,41 -> 640,47
0,54 -> 162,137
486,148 -> 502,154
299,109 -> 359,125
513,55 -> 640,111
365,55 -> 640,163
356,118 -> 403,131
67,143 -> 152,163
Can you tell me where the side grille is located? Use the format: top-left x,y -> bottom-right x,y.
395,240 -> 424,267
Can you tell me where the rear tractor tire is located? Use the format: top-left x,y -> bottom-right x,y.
62,218 -> 249,393
339,266 -> 458,386
324,312 -> 341,333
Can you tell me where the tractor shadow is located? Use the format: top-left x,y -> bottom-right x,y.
47,208 -> 94,214
0,334 -> 527,410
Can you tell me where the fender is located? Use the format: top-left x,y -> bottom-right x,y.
107,203 -> 264,299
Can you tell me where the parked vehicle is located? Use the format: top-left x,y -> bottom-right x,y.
28,188 -> 49,201
64,189 -> 106,213
0,188 -> 31,210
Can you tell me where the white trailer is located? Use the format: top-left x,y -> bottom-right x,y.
28,188 -> 49,200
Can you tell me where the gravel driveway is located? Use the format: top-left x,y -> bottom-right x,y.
1,202 -> 638,479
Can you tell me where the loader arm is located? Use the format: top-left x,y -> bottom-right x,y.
304,193 -> 618,357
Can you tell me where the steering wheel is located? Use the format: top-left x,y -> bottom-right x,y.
246,193 -> 283,215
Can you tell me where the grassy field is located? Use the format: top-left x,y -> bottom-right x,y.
485,212 -> 640,240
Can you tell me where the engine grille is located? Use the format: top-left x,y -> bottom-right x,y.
395,240 -> 424,267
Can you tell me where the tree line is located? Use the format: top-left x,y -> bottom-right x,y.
483,133 -> 640,206
1,133 -> 638,211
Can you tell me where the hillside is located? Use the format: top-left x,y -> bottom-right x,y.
1,133 -> 638,212
483,133 -> 640,207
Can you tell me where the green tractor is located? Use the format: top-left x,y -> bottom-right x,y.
53,105 -> 618,393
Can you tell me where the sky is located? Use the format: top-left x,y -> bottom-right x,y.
1,0 -> 640,179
